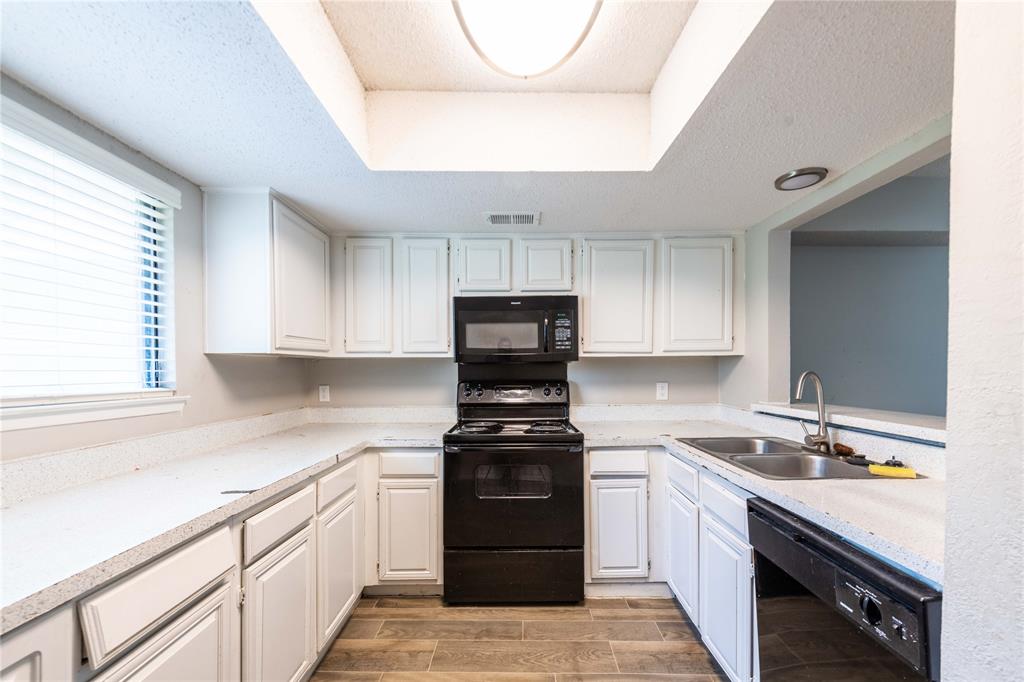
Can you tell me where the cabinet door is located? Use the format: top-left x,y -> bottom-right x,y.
400,238 -> 450,353
316,493 -> 359,650
666,484 -> 699,621
582,240 -> 654,353
0,606 -> 75,682
698,514 -> 752,682
589,478 -> 648,578
378,479 -> 438,580
520,238 -> 573,291
243,524 -> 315,682
272,200 -> 330,352
663,237 -> 733,351
94,584 -> 233,682
459,238 -> 511,291
345,238 -> 393,352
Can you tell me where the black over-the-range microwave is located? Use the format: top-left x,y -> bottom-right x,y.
453,295 -> 578,363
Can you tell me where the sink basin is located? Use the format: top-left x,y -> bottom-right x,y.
679,437 -> 808,456
730,454 -> 875,480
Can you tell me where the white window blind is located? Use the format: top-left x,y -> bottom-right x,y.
1,124 -> 176,400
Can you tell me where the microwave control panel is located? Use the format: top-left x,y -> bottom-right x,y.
552,311 -> 574,351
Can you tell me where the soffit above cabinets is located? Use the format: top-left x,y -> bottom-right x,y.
0,1 -> 953,232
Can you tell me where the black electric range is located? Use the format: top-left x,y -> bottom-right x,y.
442,378 -> 584,604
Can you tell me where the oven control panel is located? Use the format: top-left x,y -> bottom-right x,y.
834,570 -> 924,671
458,382 -> 569,404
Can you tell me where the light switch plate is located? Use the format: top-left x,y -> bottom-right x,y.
656,382 -> 669,401
318,384 -> 330,402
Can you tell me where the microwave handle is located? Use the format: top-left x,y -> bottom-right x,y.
543,316 -> 549,353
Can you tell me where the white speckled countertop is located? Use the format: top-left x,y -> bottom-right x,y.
0,418 -> 945,634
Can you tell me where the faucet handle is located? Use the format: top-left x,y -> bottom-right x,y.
798,419 -> 813,440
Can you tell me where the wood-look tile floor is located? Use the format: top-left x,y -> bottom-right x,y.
313,596 -> 728,682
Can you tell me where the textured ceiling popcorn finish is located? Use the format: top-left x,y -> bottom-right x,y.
321,0 -> 697,93
0,1 -> 954,234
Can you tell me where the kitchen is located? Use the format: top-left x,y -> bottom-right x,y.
0,1 -> 1020,682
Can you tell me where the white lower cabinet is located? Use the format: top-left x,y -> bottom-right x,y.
378,479 -> 438,580
666,484 -> 699,621
242,523 -> 316,682
0,605 -> 75,682
589,478 -> 648,579
94,583 -> 233,682
316,492 -> 359,649
698,512 -> 753,682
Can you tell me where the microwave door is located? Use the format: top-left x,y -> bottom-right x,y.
458,311 -> 546,358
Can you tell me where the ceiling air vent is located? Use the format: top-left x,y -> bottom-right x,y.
484,211 -> 541,227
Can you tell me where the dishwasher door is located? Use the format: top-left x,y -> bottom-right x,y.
748,498 -> 941,682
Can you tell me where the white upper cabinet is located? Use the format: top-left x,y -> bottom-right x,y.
581,239 -> 654,353
459,238 -> 512,291
663,237 -> 733,352
520,238 -> 573,291
400,238 -> 450,353
273,200 -> 330,352
204,189 -> 331,355
345,238 -> 393,353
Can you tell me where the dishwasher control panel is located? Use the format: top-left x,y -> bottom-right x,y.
835,570 -> 923,671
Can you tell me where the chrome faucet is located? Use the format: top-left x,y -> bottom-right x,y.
794,370 -> 832,454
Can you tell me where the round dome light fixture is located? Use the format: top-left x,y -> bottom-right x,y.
774,167 -> 829,191
453,0 -> 602,80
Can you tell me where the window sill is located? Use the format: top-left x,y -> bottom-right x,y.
0,394 -> 190,432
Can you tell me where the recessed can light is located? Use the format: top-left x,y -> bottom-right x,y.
774,167 -> 828,191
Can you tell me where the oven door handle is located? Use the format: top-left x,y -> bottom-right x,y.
445,444 -> 583,454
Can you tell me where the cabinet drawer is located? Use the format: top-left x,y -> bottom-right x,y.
379,450 -> 440,478
244,484 -> 315,564
588,449 -> 648,476
698,472 -> 752,541
667,455 -> 699,502
78,527 -> 234,669
318,461 -> 358,511
93,583 -> 232,682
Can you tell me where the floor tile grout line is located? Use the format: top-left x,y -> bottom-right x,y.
427,638 -> 439,672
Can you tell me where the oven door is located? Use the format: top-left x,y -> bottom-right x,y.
443,444 -> 584,548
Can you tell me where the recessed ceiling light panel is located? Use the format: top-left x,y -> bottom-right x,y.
774,167 -> 829,191
453,0 -> 602,80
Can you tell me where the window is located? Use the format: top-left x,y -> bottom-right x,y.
1,119 -> 175,402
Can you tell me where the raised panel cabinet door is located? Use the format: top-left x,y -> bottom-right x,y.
345,238 -> 393,352
582,240 -> 654,353
272,200 -> 330,352
458,238 -> 511,291
666,484 -> 700,621
93,583 -> 233,682
378,479 -> 438,580
242,524 -> 316,682
400,238 -> 450,353
589,479 -> 648,579
698,514 -> 752,682
520,238 -> 573,291
0,605 -> 75,682
316,493 -> 359,650
663,237 -> 733,351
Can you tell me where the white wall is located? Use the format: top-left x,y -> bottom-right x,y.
942,3 -> 1023,678
718,223 -> 790,408
0,77 -> 310,461
308,357 -> 720,407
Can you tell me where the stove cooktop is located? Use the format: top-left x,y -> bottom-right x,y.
444,419 -> 583,443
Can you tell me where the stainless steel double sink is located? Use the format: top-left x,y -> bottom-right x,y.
677,437 -> 876,480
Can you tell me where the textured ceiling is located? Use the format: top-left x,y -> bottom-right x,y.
0,1 -> 954,234
321,0 -> 696,93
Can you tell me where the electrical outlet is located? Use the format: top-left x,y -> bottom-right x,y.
318,384 -> 330,402
656,382 -> 669,401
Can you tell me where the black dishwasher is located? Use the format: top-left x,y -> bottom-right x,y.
748,498 -> 941,681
